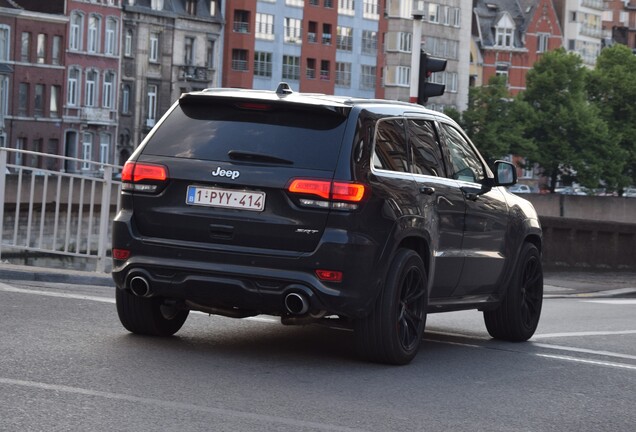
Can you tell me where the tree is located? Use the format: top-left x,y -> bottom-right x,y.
460,76 -> 534,163
587,44 -> 636,192
521,49 -> 621,192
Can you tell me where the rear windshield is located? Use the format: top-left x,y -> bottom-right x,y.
141,98 -> 350,170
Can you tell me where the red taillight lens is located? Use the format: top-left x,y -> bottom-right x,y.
316,270 -> 343,282
112,248 -> 131,260
121,162 -> 168,193
288,179 -> 366,203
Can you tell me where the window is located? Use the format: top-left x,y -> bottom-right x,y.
0,26 -> 9,62
335,62 -> 351,87
373,119 -> 408,172
286,0 -> 304,6
16,138 -> 25,166
50,85 -> 60,117
149,32 -> 159,62
284,18 -> 302,43
206,38 -> 215,68
320,60 -> 330,80
68,68 -> 80,106
19,83 -> 29,116
363,0 -> 379,19
256,13 -> 274,39
147,84 -> 158,125
82,133 -> 92,170
185,0 -> 196,15
254,51 -> 272,77
428,4 -> 439,23
121,84 -> 130,113
308,21 -> 317,43
21,32 -> 30,62
105,18 -> 117,55
36,34 -> 47,63
151,0 -> 164,10
85,70 -> 97,106
282,55 -> 300,80
361,65 -> 376,89
124,29 -> 133,56
495,63 -> 509,82
362,30 -> 377,54
231,49 -> 248,71
306,58 -> 316,79
234,10 -> 249,33
440,124 -> 484,183
452,7 -> 461,27
496,27 -> 514,48
52,36 -> 62,65
396,66 -> 410,86
70,13 -> 83,51
339,0 -> 355,15
103,71 -> 115,108
87,15 -> 100,53
0,76 -> 8,118
100,134 -> 110,165
322,24 -> 332,45
209,0 -> 217,16
537,33 -> 549,53
408,119 -> 443,177
184,37 -> 194,65
336,26 -> 353,51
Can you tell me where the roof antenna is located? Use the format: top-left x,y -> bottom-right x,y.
276,82 -> 293,95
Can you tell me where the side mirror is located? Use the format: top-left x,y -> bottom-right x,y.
494,160 -> 517,186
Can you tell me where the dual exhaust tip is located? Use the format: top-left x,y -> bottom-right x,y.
127,272 -> 311,316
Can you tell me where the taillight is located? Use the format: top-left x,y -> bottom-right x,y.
121,162 -> 168,193
316,269 -> 343,282
288,179 -> 367,210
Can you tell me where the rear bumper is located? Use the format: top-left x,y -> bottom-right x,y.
111,217 -> 383,318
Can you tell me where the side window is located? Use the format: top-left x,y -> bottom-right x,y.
373,118 -> 408,172
407,118 -> 444,177
440,123 -> 484,183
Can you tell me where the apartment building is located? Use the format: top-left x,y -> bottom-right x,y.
223,0 -> 383,99
553,0 -> 604,66
603,0 -> 636,50
0,1 -> 67,170
120,0 -> 222,160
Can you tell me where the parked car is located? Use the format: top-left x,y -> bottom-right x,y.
508,184 -> 532,194
112,84 -> 543,365
624,187 -> 636,198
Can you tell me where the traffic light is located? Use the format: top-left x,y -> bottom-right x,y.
418,50 -> 447,105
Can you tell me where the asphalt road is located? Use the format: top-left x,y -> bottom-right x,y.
0,279 -> 634,432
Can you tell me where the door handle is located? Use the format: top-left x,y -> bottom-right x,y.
419,186 -> 435,195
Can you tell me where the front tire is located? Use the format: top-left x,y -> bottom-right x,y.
484,242 -> 543,341
116,288 -> 189,336
355,249 -> 428,365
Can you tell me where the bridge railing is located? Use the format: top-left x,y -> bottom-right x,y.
0,148 -> 122,273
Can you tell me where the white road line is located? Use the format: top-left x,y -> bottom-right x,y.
0,283 -> 114,303
0,377 -> 367,432
533,330 -> 636,339
536,354 -> 636,371
582,299 -> 636,305
531,342 -> 636,361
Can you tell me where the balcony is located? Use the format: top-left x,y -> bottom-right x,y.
80,107 -> 112,123
581,0 -> 604,10
178,66 -> 210,82
233,22 -> 249,33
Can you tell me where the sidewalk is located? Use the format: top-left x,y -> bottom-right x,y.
1,262 -> 635,298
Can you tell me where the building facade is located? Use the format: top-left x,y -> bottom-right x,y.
120,0 -> 222,161
473,0 -> 562,95
222,0 -> 382,99
553,0 -> 604,66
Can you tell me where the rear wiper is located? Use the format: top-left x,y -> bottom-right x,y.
228,150 -> 294,165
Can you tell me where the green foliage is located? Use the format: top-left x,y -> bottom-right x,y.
587,44 -> 636,190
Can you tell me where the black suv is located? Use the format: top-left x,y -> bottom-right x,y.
112,84 -> 543,365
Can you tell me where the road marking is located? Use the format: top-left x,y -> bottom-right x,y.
536,354 -> 636,371
531,342 -> 636,361
0,377 -> 367,432
533,330 -> 636,338
582,299 -> 636,305
0,283 -> 114,303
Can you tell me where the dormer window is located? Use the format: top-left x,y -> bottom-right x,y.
494,13 -> 515,48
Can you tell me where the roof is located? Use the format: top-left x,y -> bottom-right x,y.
473,0 -> 539,49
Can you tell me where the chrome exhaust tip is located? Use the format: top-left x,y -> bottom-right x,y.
129,275 -> 151,297
284,292 -> 309,315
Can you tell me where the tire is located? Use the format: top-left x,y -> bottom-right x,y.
484,242 -> 543,341
116,288 -> 189,336
354,249 -> 428,365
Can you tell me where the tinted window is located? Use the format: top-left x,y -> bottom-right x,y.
407,118 -> 444,177
373,118 -> 408,172
142,98 -> 348,171
440,123 -> 484,183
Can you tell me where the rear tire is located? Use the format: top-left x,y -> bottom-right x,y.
354,249 -> 428,365
116,288 -> 189,336
484,243 -> 543,341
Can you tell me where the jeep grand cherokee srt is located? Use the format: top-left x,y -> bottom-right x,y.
112,84 -> 543,365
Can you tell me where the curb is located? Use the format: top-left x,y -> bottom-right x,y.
0,266 -> 112,287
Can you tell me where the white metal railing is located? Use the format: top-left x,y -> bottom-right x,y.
0,148 -> 122,273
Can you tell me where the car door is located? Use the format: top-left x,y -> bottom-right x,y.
437,121 -> 509,297
405,116 -> 466,299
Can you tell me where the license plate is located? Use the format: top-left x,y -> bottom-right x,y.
186,186 -> 265,211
